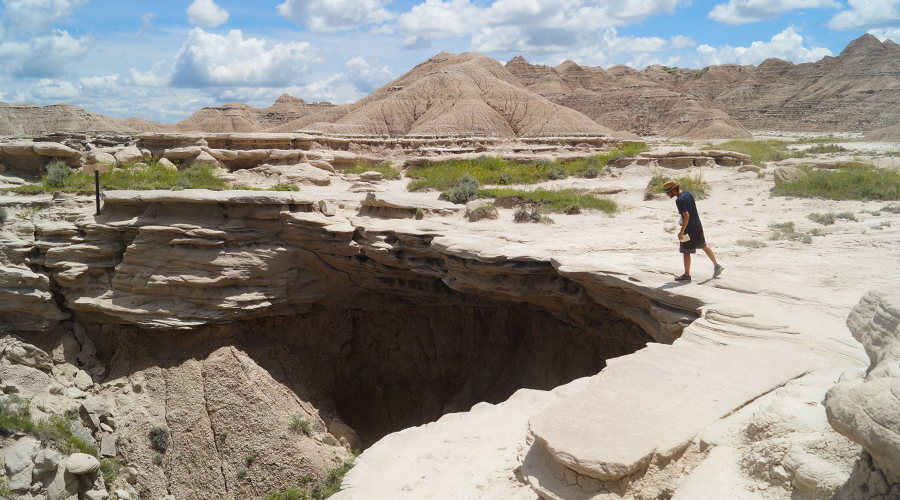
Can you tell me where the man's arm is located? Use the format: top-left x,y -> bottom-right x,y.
679,211 -> 690,239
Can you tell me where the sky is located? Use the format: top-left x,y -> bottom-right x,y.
0,0 -> 897,123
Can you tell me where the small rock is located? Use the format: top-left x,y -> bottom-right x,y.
318,200 -> 338,216
124,467 -> 138,484
84,486 -> 110,500
100,434 -> 117,458
81,396 -> 110,429
738,164 -> 761,173
66,453 -> 100,474
773,166 -> 808,186
64,387 -> 87,399
49,383 -> 65,395
322,434 -> 340,446
158,158 -> 177,170
359,171 -> 383,182
71,421 -> 96,447
74,370 -> 93,391
772,464 -> 791,481
115,490 -> 130,499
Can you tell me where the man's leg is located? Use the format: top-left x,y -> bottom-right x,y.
701,246 -> 718,267
683,253 -> 691,276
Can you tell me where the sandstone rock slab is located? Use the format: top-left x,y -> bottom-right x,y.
526,343 -> 813,484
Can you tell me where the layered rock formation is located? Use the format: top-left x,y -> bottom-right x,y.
825,289 -> 900,496
506,34 -> 900,137
267,52 -> 616,139
177,94 -> 335,133
0,102 -> 178,136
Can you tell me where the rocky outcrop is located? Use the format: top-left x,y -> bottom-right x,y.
825,289 -> 900,486
0,102 -> 178,136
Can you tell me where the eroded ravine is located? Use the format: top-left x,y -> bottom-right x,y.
0,191 -> 702,499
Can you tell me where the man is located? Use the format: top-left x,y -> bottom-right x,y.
664,179 -> 723,282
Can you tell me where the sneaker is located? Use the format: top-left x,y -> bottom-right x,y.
674,274 -> 691,282
714,265 -> 724,277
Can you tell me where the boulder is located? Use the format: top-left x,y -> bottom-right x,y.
81,396 -> 110,429
158,158 -> 177,170
327,419 -> 362,451
33,143 -> 81,158
66,453 -> 100,474
33,449 -> 62,476
465,200 -> 498,222
773,166 -> 807,186
186,150 -> 222,168
737,164 -> 760,173
1,335 -> 53,368
825,289 -> 900,477
2,437 -> 40,490
359,171 -> 383,182
88,152 -> 116,165
45,458 -> 79,500
114,146 -> 143,164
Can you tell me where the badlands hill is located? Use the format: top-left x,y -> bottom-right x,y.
263,51 -> 616,138
1,35 -> 898,140
176,94 -> 335,132
0,102 -> 180,135
506,33 -> 900,138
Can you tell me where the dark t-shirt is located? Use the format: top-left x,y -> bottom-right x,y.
675,191 -> 701,228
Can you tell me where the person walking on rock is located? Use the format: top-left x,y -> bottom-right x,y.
664,180 -> 723,282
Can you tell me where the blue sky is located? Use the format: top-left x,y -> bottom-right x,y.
0,0 -> 896,123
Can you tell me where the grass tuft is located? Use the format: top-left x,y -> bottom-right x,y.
772,166 -> 900,201
12,160 -> 228,193
481,188 -> 617,215
736,239 -> 767,248
149,426 -> 169,453
406,144 -> 646,191
646,171 -> 709,199
290,416 -> 313,436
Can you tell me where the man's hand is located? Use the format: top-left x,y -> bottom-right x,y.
677,231 -> 684,242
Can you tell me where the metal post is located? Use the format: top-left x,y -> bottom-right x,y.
95,169 -> 100,215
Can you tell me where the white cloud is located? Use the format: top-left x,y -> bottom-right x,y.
869,27 -> 900,42
1,0 -> 88,36
344,56 -> 393,92
695,26 -> 831,66
277,0 -> 396,33
829,0 -> 900,30
80,75 -> 122,96
167,28 -> 322,87
398,0 -> 690,53
709,0 -> 840,25
0,30 -> 92,78
187,0 -> 230,28
28,78 -> 80,100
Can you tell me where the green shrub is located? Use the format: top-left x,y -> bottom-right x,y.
579,165 -> 601,178
482,188 -> 617,215
646,172 -> 709,199
772,166 -> 900,201
736,239 -> 767,248
564,204 -> 582,215
149,426 -> 169,452
769,221 -> 795,232
704,139 -> 805,166
544,165 -> 568,180
836,211 -> 858,221
272,184 -> 300,191
45,161 -> 75,188
290,416 -> 312,436
153,454 -> 163,466
446,173 -> 479,204
406,144 -> 645,191
0,206 -> 7,225
246,455 -> 256,466
804,144 -> 848,154
807,213 -> 836,225
883,204 -> 900,214
14,159 -> 228,193
100,458 -> 121,489
237,467 -> 248,480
